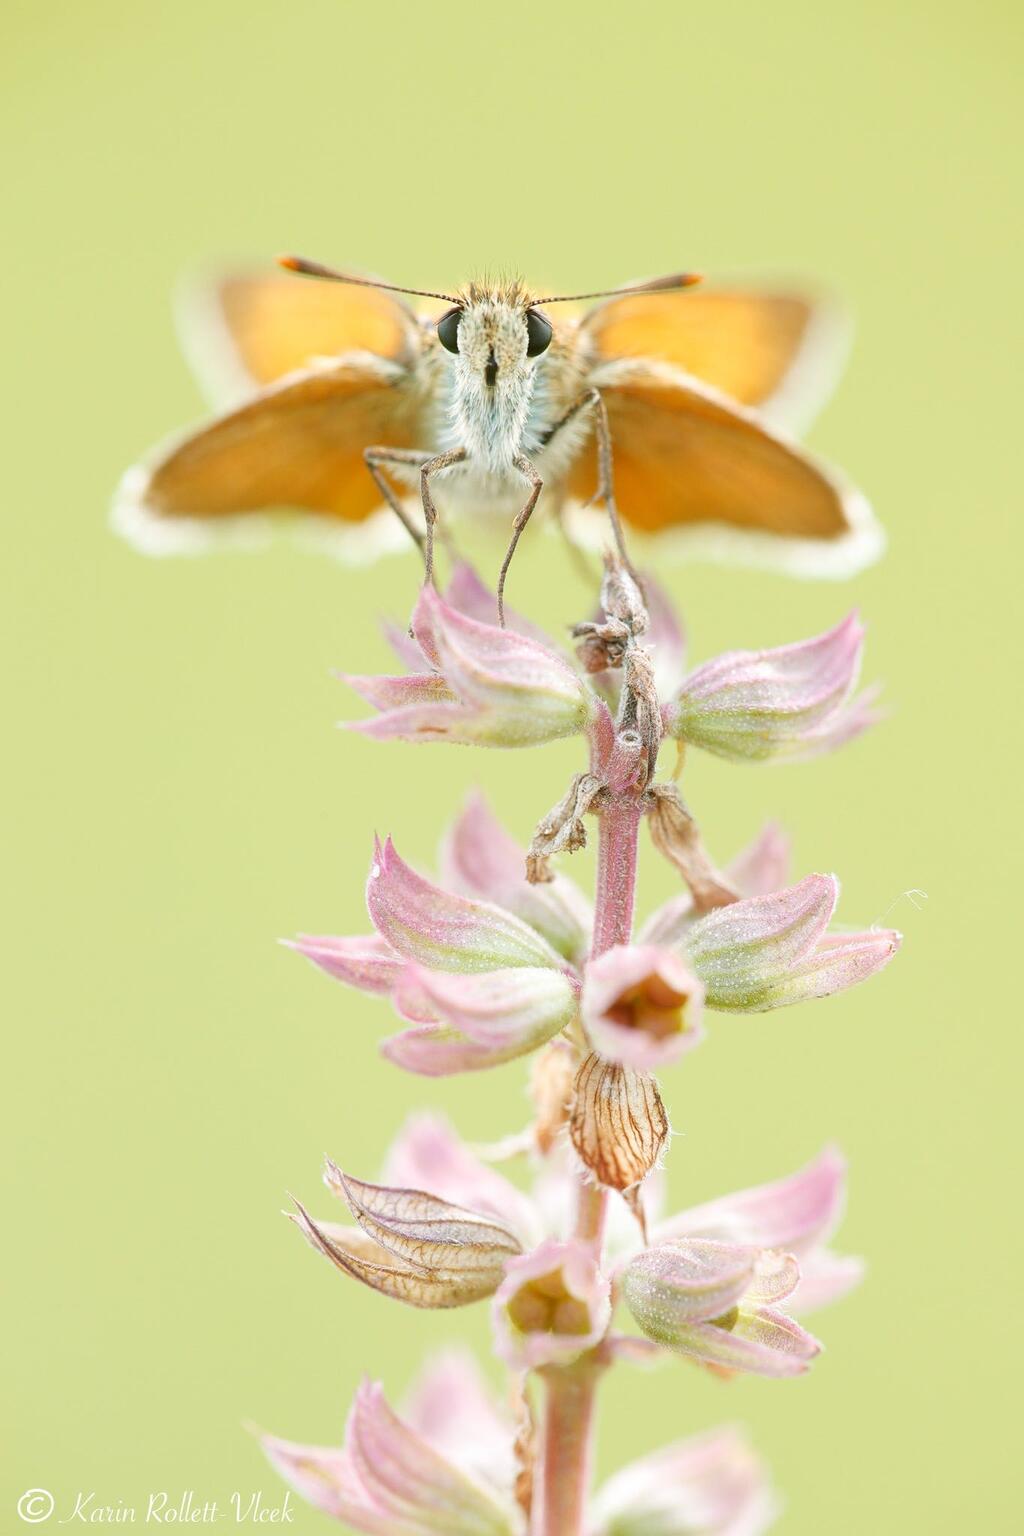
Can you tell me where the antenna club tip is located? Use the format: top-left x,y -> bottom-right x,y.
276,254 -> 303,272
682,272 -> 703,287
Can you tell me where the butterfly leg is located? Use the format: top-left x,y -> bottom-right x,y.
363,446 -> 436,559
496,455 -> 544,627
419,448 -> 468,587
541,387 -> 637,580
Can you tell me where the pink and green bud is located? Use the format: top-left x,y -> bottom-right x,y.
685,874 -> 900,1012
665,613 -> 872,763
368,835 -> 565,974
582,945 -> 705,1071
623,1238 -> 821,1378
344,582 -> 592,748
590,1426 -> 777,1536
493,1239 -> 612,1371
389,963 -> 579,1073
291,1164 -> 522,1310
261,1375 -> 519,1535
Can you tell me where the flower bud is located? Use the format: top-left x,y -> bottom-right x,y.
665,613 -> 870,762
623,1238 -> 821,1378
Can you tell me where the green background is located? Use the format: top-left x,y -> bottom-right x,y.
4,1 -> 1019,1529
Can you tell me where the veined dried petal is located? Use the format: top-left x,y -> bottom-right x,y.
291,1202 -> 497,1308
291,1162 -> 522,1310
570,1053 -> 668,1191
383,1113 -> 538,1243
367,835 -> 564,974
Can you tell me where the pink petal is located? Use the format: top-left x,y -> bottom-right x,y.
286,932 -> 403,996
582,944 -> 705,1071
492,1238 -> 612,1371
381,617 -> 432,673
381,1022 -> 538,1077
402,1349 -> 517,1500
654,1146 -> 848,1254
679,1306 -> 822,1378
339,672 -> 455,711
441,792 -> 592,965
788,1248 -> 865,1313
445,560 -> 551,646
367,836 -> 563,973
259,1436 -> 386,1529
412,584 -> 589,735
777,928 -> 901,1004
726,822 -> 791,897
590,1426 -> 777,1536
402,964 -> 578,1050
382,1113 -> 539,1243
346,1378 -> 517,1531
642,571 -> 688,698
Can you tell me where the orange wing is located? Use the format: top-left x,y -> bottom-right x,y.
114,354 -> 432,559
568,362 -> 879,574
178,269 -> 423,403
579,286 -> 846,431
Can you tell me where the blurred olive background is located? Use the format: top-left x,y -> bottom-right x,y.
3,0 -> 1019,1529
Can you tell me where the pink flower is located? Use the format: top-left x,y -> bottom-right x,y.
492,1239 -> 612,1371
261,1365 -> 521,1535
581,944 -> 705,1071
622,1238 -> 822,1378
664,613 -> 878,762
289,806 -> 896,1081
262,1353 -> 777,1536
342,576 -> 592,749
648,1145 -> 863,1315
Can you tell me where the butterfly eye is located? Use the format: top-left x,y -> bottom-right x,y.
436,308 -> 462,354
525,309 -> 553,357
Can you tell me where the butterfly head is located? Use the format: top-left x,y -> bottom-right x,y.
436,281 -> 553,394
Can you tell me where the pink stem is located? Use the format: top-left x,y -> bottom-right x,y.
535,790 -> 642,1536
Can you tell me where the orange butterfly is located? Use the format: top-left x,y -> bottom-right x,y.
115,259 -> 879,613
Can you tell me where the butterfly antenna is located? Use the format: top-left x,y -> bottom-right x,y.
535,272 -> 703,305
277,255 -> 459,306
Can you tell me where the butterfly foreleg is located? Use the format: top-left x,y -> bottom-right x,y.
363,445 -> 435,559
496,455 -> 544,627
541,387 -> 635,578
419,447 -> 468,587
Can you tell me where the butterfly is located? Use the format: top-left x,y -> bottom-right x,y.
115,257 -> 880,616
